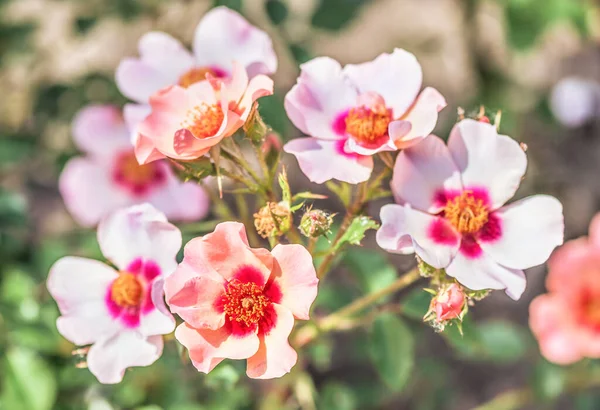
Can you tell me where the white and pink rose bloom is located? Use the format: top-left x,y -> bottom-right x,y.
530,213 -> 600,365
377,119 -> 564,300
164,222 -> 318,379
116,6 -> 277,131
283,49 -> 446,184
47,204 -> 181,383
59,105 -> 209,227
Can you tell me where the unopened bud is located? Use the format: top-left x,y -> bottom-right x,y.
254,201 -> 291,238
424,283 -> 467,332
299,209 -> 334,238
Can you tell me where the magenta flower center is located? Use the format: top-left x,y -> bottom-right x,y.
110,272 -> 144,308
182,103 -> 224,139
114,152 -> 165,192
345,105 -> 392,145
444,191 -> 489,234
221,279 -> 270,327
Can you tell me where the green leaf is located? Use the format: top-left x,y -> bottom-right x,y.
213,0 -> 243,13
1,348 -> 57,410
533,359 -> 567,401
292,191 -> 328,201
265,0 -> 288,25
343,250 -> 396,296
477,321 -> 528,362
289,44 -> 312,65
368,313 -> 414,392
401,288 -> 431,321
258,94 -> 291,136
311,0 -> 368,31
278,168 -> 291,203
0,138 -> 34,167
334,216 -> 379,251
325,181 -> 352,207
318,382 -> 358,410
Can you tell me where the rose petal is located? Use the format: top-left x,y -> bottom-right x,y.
376,204 -> 414,254
72,105 -> 131,157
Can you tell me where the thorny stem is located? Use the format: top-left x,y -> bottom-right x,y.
294,267 -> 421,347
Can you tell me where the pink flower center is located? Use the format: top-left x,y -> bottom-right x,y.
182,103 -> 224,139
345,105 -> 392,145
110,272 -> 144,308
178,66 -> 226,88
444,191 -> 489,234
221,279 -> 271,328
113,152 -> 166,195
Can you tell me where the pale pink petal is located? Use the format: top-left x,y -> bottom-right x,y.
116,59 -> 174,104
97,203 -> 182,273
166,272 -> 226,330
246,304 -> 297,379
390,134 -> 462,213
270,244 -> 318,320
138,278 -> 176,337
546,237 -> 594,294
87,332 -> 163,384
72,105 -> 131,157
284,57 -> 358,140
175,322 -> 260,373
59,157 -> 131,227
123,103 -> 151,135
284,138 -> 373,184
447,119 -> 527,209
47,257 -> 120,345
344,135 -> 397,156
376,204 -> 414,254
589,213 -> 600,248
402,205 -> 460,269
480,196 -> 564,270
529,295 -> 582,365
134,132 -> 167,165
193,6 -> 277,77
446,250 -> 526,300
392,87 -> 446,149
343,48 -> 422,116
182,222 -> 273,282
146,169 -> 210,222
236,74 -> 274,121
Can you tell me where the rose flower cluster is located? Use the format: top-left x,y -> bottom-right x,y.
47,6 -> 570,384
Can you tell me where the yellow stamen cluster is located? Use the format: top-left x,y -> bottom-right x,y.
222,280 -> 269,327
345,106 -> 392,144
178,67 -> 216,88
182,103 -> 224,139
444,192 -> 489,234
118,152 -> 156,184
111,273 -> 143,308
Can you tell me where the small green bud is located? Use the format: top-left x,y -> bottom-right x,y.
299,209 -> 334,238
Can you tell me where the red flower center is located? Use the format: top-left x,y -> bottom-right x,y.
345,105 -> 392,145
110,273 -> 143,308
183,103 -> 225,139
444,191 -> 489,234
113,152 -> 166,195
221,279 -> 270,327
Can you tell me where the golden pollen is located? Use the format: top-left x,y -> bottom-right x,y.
178,67 -> 216,88
345,106 -> 392,144
111,273 -> 143,308
183,103 -> 224,139
444,192 -> 489,234
117,152 -> 157,185
221,280 -> 269,327
253,201 -> 291,239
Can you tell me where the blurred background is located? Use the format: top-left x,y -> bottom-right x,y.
1,0 -> 600,409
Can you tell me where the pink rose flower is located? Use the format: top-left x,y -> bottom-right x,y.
59,105 -> 209,227
134,63 -> 273,164
432,283 -> 465,321
377,119 -> 564,300
165,222 -> 318,379
47,204 -> 181,383
530,214 -> 600,365
283,49 -> 446,184
116,6 -> 277,130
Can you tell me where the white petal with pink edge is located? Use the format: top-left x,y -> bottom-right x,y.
246,304 -> 297,379
392,87 -> 447,149
72,105 -> 132,158
137,278 -> 176,337
97,204 -> 182,273
193,6 -> 277,77
87,332 -> 163,384
284,57 -> 358,140
343,48 -> 423,116
270,244 -> 318,320
47,257 -> 119,345
284,138 -> 373,184
446,250 -> 526,300
447,119 -> 527,210
479,195 -> 564,270
391,134 -> 462,213
59,157 -> 131,227
376,204 -> 415,254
